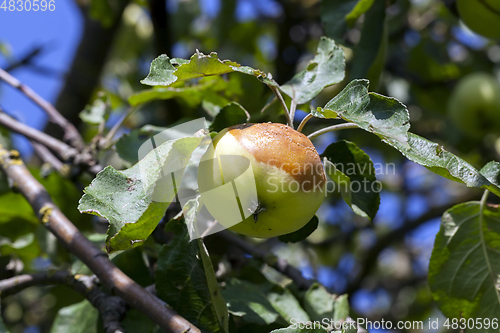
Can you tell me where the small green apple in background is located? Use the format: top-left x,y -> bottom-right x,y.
448,72 -> 500,139
198,123 -> 326,238
457,0 -> 500,39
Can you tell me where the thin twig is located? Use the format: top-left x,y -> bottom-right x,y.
100,106 -> 138,149
0,270 -> 126,333
0,68 -> 84,149
297,113 -> 313,133
0,146 -> 200,333
260,96 -> 277,114
218,230 -> 313,290
31,141 -> 69,176
0,111 -> 78,161
3,45 -> 45,72
289,94 -> 297,128
269,86 -> 293,128
307,123 -> 359,140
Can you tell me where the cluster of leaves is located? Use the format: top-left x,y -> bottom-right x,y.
75,27 -> 500,331
3,0 -> 500,331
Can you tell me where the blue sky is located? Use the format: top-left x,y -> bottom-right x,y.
0,2 -> 82,155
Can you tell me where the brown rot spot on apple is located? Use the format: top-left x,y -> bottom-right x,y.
228,123 -> 326,191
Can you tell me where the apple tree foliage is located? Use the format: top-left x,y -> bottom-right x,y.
2,0 -> 500,332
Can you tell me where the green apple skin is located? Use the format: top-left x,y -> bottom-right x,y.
457,0 -> 500,39
448,73 -> 500,139
198,123 -> 326,238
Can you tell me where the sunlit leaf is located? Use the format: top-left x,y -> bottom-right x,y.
480,161 -> 500,188
79,93 -> 110,125
385,133 -> 500,197
314,79 -> 410,147
280,37 -> 345,104
429,202 -> 500,325
141,51 -> 272,87
78,134 -> 204,252
222,278 -> 309,326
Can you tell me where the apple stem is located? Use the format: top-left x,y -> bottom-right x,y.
270,86 -> 294,128
307,123 -> 359,140
297,113 -> 313,133
289,97 -> 297,127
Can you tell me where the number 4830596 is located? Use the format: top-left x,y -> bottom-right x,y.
1,0 -> 56,11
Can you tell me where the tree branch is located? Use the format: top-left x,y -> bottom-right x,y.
0,270 -> 126,333
3,45 -> 45,72
0,110 -> 78,161
31,141 -> 69,176
0,68 -> 84,149
218,230 -> 314,290
269,85 -> 293,128
0,146 -> 200,333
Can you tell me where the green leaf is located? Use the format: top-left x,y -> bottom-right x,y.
302,284 -> 352,331
78,134 -> 204,253
321,140 -> 380,220
303,284 -> 336,321
222,278 -> 279,325
50,300 -> 98,333
332,295 -> 350,323
350,0 -> 386,90
79,93 -> 110,125
222,278 -> 309,326
155,214 -> 229,333
0,191 -> 39,225
345,0 -> 375,26
141,51 -> 269,87
480,161 -> 500,188
280,37 -> 345,104
278,216 -> 319,243
140,54 -> 178,86
115,125 -> 167,165
209,102 -> 250,132
0,233 -> 39,262
428,201 -> 500,325
314,79 -> 410,148
129,76 -> 227,107
384,133 -> 500,197
321,0 -> 360,41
